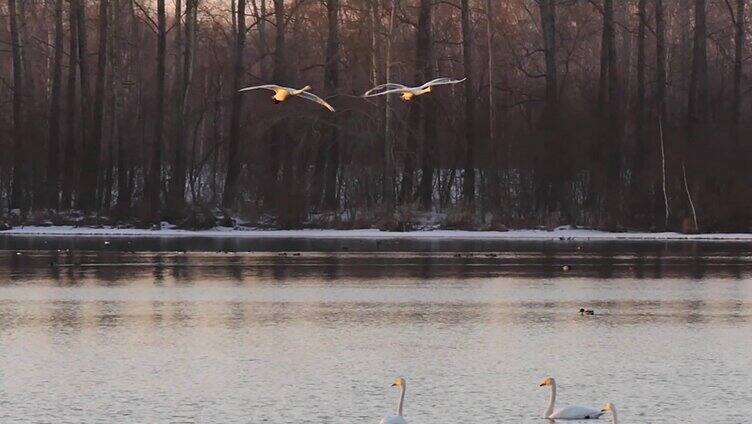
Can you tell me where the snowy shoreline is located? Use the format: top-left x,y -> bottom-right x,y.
2,225 -> 752,241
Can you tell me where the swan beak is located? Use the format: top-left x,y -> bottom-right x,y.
539,383 -> 545,387
391,383 -> 397,387
601,409 -> 607,413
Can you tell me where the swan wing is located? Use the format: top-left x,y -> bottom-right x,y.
296,91 -> 336,112
550,405 -> 604,420
363,83 -> 410,97
379,414 -> 407,424
238,84 -> 286,93
418,77 -> 452,88
419,77 -> 467,88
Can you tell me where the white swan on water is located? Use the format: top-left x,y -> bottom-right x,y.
539,377 -> 604,420
379,377 -> 408,424
600,403 -> 618,423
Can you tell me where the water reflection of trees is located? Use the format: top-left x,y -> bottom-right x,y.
2,244 -> 752,286
1,241 -> 752,331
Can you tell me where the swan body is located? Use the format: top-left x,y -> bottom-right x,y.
379,377 -> 408,424
363,77 -> 466,102
548,405 -> 604,420
600,403 -> 618,424
539,377 -> 603,420
238,84 -> 335,111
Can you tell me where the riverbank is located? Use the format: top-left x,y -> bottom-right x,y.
4,225 -> 752,241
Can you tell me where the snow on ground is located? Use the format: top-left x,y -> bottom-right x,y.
3,225 -> 752,241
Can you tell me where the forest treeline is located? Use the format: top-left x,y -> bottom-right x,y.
0,0 -> 750,231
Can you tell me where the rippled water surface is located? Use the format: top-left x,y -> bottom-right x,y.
1,237 -> 751,423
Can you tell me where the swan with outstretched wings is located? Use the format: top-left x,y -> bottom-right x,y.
238,84 -> 335,112
362,77 -> 466,102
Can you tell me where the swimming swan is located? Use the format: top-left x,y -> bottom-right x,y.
238,84 -> 335,112
379,377 -> 408,424
539,377 -> 603,420
362,77 -> 466,102
600,403 -> 618,423
579,308 -> 595,316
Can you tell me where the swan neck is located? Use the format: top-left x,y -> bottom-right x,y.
397,385 -> 406,416
545,382 -> 556,418
611,408 -> 618,424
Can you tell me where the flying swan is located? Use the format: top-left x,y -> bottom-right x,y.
539,377 -> 604,420
600,403 -> 618,424
379,377 -> 408,424
238,84 -> 335,112
362,77 -> 466,102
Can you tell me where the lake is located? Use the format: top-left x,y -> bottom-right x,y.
1,236 -> 750,422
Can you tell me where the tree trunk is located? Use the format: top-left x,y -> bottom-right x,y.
597,3 -> 608,115
415,0 -> 434,210
80,0 -> 108,212
655,0 -> 666,123
540,0 -> 557,125
654,0 -> 667,225
688,0 -> 708,127
74,0 -> 92,211
265,0 -> 286,206
103,0 -> 121,210
635,0 -> 646,156
146,0 -> 166,220
61,0 -> 78,209
169,0 -> 186,211
222,0 -> 246,209
731,0 -> 746,143
383,0 -> 396,210
486,0 -> 494,143
535,0 -> 558,214
45,0 -> 64,210
461,0 -> 476,207
8,0 -> 27,211
630,0 -> 647,219
604,0 -> 620,222
322,0 -> 340,211
732,0 -> 745,141
257,0 -> 269,79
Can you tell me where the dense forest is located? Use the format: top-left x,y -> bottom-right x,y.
0,0 -> 750,231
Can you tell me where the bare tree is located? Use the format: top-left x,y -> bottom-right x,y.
416,0 -> 435,210
169,0 -> 187,211
145,0 -> 167,219
73,0 -> 92,211
322,0 -> 340,211
731,0 -> 745,141
655,0 -> 667,224
8,0 -> 26,211
61,0 -> 78,209
535,0 -> 559,214
383,0 -> 397,210
222,0 -> 247,209
45,0 -> 64,210
264,0 -> 286,206
655,0 -> 666,123
79,0 -> 109,211
688,0 -> 708,127
461,0 -> 476,207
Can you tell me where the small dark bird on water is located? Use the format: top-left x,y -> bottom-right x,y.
579,308 -> 595,316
